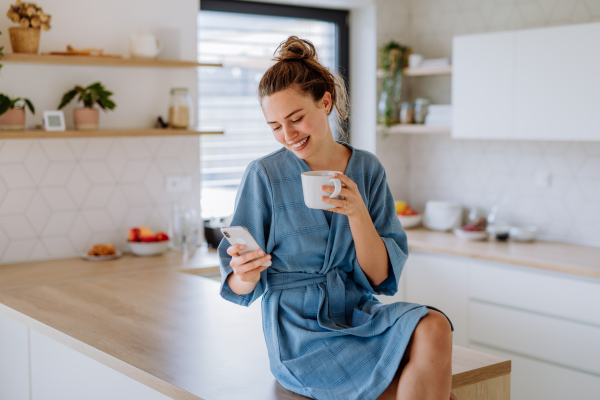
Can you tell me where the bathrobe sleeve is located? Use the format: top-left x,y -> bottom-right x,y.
218,160 -> 273,307
351,162 -> 409,296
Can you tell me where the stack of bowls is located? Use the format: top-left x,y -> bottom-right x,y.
423,201 -> 463,231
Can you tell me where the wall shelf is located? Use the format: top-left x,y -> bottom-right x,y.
0,128 -> 224,140
377,65 -> 452,78
0,53 -> 222,68
377,124 -> 451,134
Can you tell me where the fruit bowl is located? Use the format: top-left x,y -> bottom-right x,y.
128,240 -> 169,256
398,214 -> 422,229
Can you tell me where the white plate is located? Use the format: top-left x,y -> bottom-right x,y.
81,250 -> 123,261
453,228 -> 488,241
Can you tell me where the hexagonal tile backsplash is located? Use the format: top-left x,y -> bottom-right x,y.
377,0 -> 600,247
0,137 -> 200,264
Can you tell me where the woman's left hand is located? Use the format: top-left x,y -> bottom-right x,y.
321,173 -> 368,218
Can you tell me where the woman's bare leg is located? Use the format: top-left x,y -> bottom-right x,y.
395,309 -> 454,400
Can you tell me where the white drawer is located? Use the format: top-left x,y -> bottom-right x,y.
469,343 -> 600,400
469,300 -> 600,376
470,262 -> 600,326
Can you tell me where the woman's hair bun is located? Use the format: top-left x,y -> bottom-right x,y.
274,36 -> 318,63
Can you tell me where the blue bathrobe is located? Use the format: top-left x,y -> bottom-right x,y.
218,141 -> 454,400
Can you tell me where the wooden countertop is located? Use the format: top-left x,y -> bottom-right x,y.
0,249 -> 509,400
406,228 -> 600,280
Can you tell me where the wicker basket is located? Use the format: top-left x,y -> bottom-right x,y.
8,27 -> 41,54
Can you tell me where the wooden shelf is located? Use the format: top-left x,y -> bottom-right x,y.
0,128 -> 224,140
377,65 -> 452,78
377,124 -> 451,134
1,53 -> 222,68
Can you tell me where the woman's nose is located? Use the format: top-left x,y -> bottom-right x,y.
283,124 -> 297,142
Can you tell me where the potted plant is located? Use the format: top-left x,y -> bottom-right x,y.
6,1 -> 51,54
58,82 -> 116,130
0,94 -> 35,131
378,41 -> 410,130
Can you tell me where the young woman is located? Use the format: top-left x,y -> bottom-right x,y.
218,36 -> 456,400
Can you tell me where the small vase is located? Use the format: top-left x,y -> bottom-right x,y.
74,108 -> 99,131
0,109 -> 26,131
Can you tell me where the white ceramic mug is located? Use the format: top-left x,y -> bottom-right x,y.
301,171 -> 342,209
409,53 -> 423,68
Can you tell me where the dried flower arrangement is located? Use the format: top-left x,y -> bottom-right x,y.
6,0 -> 51,30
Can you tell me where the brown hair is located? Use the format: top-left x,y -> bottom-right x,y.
258,36 -> 349,138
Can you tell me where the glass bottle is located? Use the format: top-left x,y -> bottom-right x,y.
414,98 -> 431,124
169,88 -> 192,129
400,102 -> 414,124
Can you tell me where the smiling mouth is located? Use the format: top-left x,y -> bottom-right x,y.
290,136 -> 309,149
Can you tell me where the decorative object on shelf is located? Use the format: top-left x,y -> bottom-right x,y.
6,1 -> 51,54
414,98 -> 431,124
154,116 -> 169,128
42,110 -> 65,131
130,31 -> 162,59
408,53 -> 423,68
377,41 -> 410,133
0,93 -> 35,130
420,57 -> 451,68
400,101 -> 414,124
425,104 -> 452,126
42,44 -> 121,58
57,82 -> 116,130
169,87 -> 192,129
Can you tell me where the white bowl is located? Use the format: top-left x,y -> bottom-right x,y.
128,241 -> 169,256
509,226 -> 537,242
453,228 -> 488,241
398,214 -> 422,229
423,201 -> 463,231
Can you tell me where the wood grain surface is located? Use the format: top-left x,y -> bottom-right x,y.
0,266 -> 509,400
406,228 -> 600,280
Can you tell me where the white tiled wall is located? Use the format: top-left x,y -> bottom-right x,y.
376,0 -> 600,246
0,137 -> 200,264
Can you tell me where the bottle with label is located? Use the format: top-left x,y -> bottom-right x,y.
169,88 -> 192,129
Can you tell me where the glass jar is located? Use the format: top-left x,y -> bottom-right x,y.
414,98 -> 431,124
400,102 -> 414,124
169,88 -> 192,129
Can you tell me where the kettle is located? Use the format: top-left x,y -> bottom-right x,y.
129,31 -> 162,59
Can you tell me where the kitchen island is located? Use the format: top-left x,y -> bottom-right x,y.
0,248 -> 510,400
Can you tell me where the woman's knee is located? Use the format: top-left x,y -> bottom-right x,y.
413,309 -> 453,349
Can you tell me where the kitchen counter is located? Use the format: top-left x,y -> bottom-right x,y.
0,248 -> 510,400
406,228 -> 600,280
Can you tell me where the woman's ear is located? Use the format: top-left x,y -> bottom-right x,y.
321,91 -> 332,114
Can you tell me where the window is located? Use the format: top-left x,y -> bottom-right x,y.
198,0 -> 349,219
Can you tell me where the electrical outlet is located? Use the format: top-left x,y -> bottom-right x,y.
166,175 -> 193,192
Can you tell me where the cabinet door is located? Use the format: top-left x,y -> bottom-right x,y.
0,313 -> 30,400
403,252 -> 469,347
515,22 -> 600,141
452,31 -> 515,139
30,330 -> 171,400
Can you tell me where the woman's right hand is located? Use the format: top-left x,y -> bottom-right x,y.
226,244 -> 271,285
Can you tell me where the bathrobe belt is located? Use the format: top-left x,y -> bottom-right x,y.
266,268 -> 369,329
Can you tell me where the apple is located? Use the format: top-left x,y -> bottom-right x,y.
156,232 -> 169,241
128,228 -> 141,242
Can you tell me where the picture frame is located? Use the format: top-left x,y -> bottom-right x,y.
43,111 -> 66,131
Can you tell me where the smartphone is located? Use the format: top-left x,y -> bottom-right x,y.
220,226 -> 272,267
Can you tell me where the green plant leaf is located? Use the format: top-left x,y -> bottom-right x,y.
58,88 -> 79,110
24,98 -> 35,114
10,97 -> 21,108
0,94 -> 10,116
97,97 -> 116,110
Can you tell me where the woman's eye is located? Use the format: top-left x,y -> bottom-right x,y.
272,126 -> 281,131
292,116 -> 303,124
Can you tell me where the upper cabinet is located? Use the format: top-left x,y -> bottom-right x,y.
452,22 -> 600,141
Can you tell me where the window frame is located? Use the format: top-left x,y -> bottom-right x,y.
199,0 -> 350,140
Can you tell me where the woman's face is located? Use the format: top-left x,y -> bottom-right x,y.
261,87 -> 332,160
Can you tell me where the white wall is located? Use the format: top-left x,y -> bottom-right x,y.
0,0 -> 202,264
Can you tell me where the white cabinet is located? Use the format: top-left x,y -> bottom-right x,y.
401,252 -> 470,347
0,313 -> 30,400
452,22 -> 600,140
452,31 -> 515,140
514,23 -> 600,140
